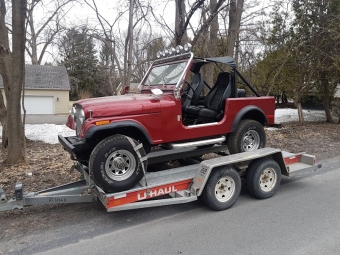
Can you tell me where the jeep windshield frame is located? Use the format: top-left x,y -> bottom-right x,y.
144,61 -> 188,86
139,52 -> 193,94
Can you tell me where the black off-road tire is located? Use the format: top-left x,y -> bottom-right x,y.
201,166 -> 241,211
89,135 -> 147,193
227,119 -> 266,154
246,158 -> 281,199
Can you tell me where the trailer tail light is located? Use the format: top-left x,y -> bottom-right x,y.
284,154 -> 301,165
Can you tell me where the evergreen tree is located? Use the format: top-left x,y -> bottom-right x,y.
96,41 -> 119,96
59,26 -> 98,100
292,0 -> 340,122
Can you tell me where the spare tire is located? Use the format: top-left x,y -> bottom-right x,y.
89,135 -> 147,193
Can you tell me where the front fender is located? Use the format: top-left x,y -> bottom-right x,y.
84,120 -> 153,144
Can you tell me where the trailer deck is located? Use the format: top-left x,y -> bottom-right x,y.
0,147 -> 322,212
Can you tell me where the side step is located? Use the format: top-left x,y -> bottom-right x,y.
164,136 -> 226,149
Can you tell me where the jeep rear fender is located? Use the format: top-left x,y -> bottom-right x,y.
231,106 -> 268,132
84,120 -> 153,144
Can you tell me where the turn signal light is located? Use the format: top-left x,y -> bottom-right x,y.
95,120 -> 110,126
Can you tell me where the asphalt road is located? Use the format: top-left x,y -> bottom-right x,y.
23,114 -> 68,125
2,156 -> 340,255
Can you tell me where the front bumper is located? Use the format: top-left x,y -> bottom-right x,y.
58,135 -> 92,162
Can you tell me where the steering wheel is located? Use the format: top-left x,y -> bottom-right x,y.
182,81 -> 195,100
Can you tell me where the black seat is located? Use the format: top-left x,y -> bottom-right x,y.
185,72 -> 231,121
182,73 -> 204,111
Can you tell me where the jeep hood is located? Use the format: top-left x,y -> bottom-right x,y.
77,94 -> 161,118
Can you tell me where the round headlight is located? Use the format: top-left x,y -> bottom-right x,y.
71,106 -> 76,118
176,45 -> 183,54
184,43 -> 192,52
79,109 -> 85,122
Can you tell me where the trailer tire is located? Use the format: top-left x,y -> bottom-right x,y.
202,166 -> 241,211
89,135 -> 147,193
227,119 -> 266,154
246,158 -> 281,199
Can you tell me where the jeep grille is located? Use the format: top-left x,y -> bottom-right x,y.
73,104 -> 84,136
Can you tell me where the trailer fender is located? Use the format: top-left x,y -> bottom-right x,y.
271,151 -> 289,176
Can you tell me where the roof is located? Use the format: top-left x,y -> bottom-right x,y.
0,65 -> 70,91
191,56 -> 236,72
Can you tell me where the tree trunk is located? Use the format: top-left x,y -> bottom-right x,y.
226,0 -> 244,58
320,71 -> 333,123
175,0 -> 187,45
3,0 -> 27,164
125,0 -> 134,89
324,92 -> 333,123
296,101 -> 304,125
0,89 -> 7,148
203,0 -> 218,95
28,5 -> 38,65
293,88 -> 304,125
0,0 -> 9,148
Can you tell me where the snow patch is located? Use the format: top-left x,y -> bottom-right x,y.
275,108 -> 328,123
0,124 -> 75,144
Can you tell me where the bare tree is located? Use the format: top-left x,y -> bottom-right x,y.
0,0 -> 27,163
198,0 -> 219,94
85,0 -> 152,90
151,0 -> 227,48
25,0 -> 75,65
226,0 -> 244,57
0,90 -> 7,148
125,0 -> 135,88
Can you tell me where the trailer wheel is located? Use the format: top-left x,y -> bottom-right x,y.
89,135 -> 147,193
227,119 -> 266,154
202,166 -> 241,211
246,158 -> 281,199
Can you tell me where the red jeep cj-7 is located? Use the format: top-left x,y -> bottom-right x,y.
59,45 -> 275,193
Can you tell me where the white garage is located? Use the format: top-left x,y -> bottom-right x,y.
22,96 -> 54,114
0,65 -> 70,115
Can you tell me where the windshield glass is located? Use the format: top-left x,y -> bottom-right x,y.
144,61 -> 188,86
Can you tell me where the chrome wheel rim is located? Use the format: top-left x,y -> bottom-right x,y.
242,130 -> 260,151
105,150 -> 136,181
260,167 -> 277,192
214,176 -> 235,202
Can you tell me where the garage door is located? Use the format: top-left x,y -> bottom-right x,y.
22,96 -> 54,114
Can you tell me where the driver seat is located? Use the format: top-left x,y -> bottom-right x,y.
182,73 -> 204,111
198,72 -> 231,120
184,72 -> 231,121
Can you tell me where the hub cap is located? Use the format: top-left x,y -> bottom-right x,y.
242,130 -> 260,151
105,150 -> 136,181
260,167 -> 277,192
214,176 -> 235,202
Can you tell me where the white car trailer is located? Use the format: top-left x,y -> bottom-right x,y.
0,147 -> 321,212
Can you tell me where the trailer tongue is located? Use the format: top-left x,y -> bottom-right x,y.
0,148 -> 321,212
